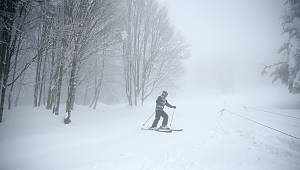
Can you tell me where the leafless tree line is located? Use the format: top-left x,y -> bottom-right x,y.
122,0 -> 188,106
0,0 -> 188,123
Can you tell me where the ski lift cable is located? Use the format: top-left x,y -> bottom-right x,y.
225,102 -> 300,120
221,108 -> 300,140
243,105 -> 300,120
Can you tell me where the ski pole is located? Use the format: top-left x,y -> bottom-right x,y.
142,111 -> 155,126
170,108 -> 175,127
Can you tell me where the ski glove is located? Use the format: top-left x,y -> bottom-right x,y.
173,106 -> 176,109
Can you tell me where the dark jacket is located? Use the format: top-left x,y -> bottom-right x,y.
155,95 -> 174,111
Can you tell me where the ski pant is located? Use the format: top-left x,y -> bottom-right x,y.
151,110 -> 168,128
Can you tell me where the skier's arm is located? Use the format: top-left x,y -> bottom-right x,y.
165,100 -> 176,109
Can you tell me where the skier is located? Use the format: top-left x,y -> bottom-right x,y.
150,91 -> 176,129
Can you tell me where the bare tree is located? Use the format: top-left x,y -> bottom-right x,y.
0,0 -> 32,122
122,0 -> 188,106
64,0 -> 118,123
0,0 -> 188,124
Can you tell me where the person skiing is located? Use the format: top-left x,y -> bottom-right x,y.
150,91 -> 176,129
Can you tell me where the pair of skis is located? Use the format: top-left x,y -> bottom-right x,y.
142,109 -> 182,133
141,127 -> 183,133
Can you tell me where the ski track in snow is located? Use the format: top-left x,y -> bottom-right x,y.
0,95 -> 300,170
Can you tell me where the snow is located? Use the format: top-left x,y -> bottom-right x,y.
0,88 -> 300,170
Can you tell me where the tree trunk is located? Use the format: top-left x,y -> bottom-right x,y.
38,54 -> 47,106
34,51 -> 42,107
83,79 -> 89,105
0,0 -> 18,122
8,36 -> 22,109
65,53 -> 77,123
46,38 -> 57,109
14,72 -> 25,107
53,62 -> 63,115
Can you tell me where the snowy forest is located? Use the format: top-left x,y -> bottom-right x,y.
0,0 -> 188,123
1,0 -> 300,170
262,0 -> 300,94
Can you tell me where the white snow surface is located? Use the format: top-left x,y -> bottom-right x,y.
1,88 -> 300,170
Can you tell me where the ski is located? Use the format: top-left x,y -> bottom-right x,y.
141,128 -> 183,133
141,128 -> 172,133
170,129 -> 183,131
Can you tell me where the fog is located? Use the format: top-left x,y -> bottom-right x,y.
1,1 -> 300,169
159,0 -> 284,96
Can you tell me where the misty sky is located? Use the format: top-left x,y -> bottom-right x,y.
158,0 -> 284,94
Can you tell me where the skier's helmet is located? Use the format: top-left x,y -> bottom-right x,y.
162,91 -> 168,97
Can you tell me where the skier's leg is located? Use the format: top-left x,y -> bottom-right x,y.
161,111 -> 169,127
151,110 -> 161,128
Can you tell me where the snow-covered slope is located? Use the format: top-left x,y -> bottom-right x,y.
0,90 -> 300,170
